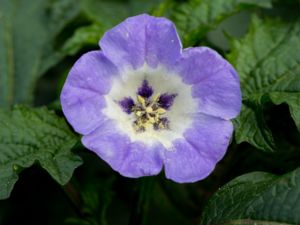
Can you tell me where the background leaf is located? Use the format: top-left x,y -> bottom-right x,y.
229,17 -> 300,152
0,106 -> 82,199
62,0 -> 130,57
153,0 -> 272,46
0,0 -> 80,108
200,168 -> 300,225
62,24 -> 105,56
233,101 -> 275,152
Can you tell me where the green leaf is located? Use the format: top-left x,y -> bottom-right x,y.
233,101 -> 275,152
153,0 -> 272,46
62,24 -> 105,56
239,0 -> 272,8
130,0 -> 165,14
0,106 -> 82,200
200,168 -> 300,225
62,0 -> 130,57
0,0 -> 80,108
229,17 -> 300,151
81,0 -> 130,28
269,92 -> 300,131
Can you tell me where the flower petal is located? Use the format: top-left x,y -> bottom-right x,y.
164,113 -> 233,183
99,14 -> 182,70
176,47 -> 241,119
183,113 -> 233,162
120,142 -> 164,177
164,139 -> 216,183
145,16 -> 182,68
82,120 -> 164,178
61,51 -> 118,135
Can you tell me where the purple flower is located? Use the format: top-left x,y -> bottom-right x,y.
60,14 -> 241,183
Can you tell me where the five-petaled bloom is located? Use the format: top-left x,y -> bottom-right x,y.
61,14 -> 241,183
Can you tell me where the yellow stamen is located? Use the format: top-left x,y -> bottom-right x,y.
129,92 -> 172,132
146,107 -> 153,113
152,93 -> 160,102
137,95 -> 146,106
155,108 -> 166,114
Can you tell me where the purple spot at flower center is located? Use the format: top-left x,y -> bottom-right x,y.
137,80 -> 153,98
119,97 -> 135,114
158,93 -> 177,110
118,80 -> 177,132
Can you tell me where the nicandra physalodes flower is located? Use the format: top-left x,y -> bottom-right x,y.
61,14 -> 242,183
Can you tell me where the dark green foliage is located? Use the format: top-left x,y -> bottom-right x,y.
230,17 -> 300,152
200,168 -> 300,225
0,106 -> 82,199
0,0 -> 80,108
153,0 -> 272,46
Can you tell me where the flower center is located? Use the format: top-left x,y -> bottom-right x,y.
118,80 -> 177,133
132,94 -> 169,132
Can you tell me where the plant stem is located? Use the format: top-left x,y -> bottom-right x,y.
129,177 -> 155,225
61,182 -> 84,218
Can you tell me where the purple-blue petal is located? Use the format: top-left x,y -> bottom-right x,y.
144,16 -> 182,68
176,47 -> 242,120
82,120 -> 130,169
82,121 -> 164,178
120,142 -> 164,177
61,88 -> 106,135
61,51 -> 118,135
164,113 -> 233,183
99,14 -> 149,70
99,14 -> 182,70
183,113 -> 233,162
164,139 -> 215,183
137,80 -> 153,98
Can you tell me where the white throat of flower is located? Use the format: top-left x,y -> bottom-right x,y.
103,64 -> 197,149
